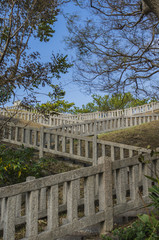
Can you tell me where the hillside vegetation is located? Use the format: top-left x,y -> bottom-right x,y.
98,120 -> 159,150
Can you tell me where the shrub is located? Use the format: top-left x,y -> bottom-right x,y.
0,144 -> 52,186
102,214 -> 159,240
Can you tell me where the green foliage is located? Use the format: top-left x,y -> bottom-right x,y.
72,92 -> 151,114
0,86 -> 12,104
48,84 -> 66,101
102,214 -> 159,240
108,93 -> 149,110
149,184 -> 159,210
0,144 -> 52,186
37,18 -> 57,42
50,54 -> 74,79
73,102 -> 97,113
0,1 -> 73,106
36,84 -> 75,114
37,100 -> 75,114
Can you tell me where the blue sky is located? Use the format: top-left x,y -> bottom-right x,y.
5,3 -> 96,108
18,3 -> 96,108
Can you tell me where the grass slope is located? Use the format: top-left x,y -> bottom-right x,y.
98,120 -> 159,149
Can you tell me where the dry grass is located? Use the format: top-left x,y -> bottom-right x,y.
0,115 -> 44,127
98,120 -> 159,149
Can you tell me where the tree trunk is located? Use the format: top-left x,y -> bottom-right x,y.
143,0 -> 159,19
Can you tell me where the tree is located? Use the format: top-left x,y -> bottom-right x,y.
36,84 -> 75,114
66,0 -> 159,98
0,0 -> 72,106
72,92 -> 151,113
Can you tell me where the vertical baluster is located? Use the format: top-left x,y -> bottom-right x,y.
129,165 -> 139,202
34,130 -> 37,147
8,125 -> 12,141
134,117 -> 137,126
26,129 -> 30,145
25,190 -> 39,237
77,139 -> 82,156
47,185 -> 59,230
120,147 -> 124,160
54,134 -> 58,151
3,196 -> 16,240
129,149 -> 133,157
15,126 -> 18,141
105,120 -> 108,131
129,117 -> 132,127
67,180 -> 79,222
102,144 -> 106,157
62,135 -> 66,153
69,138 -> 74,154
1,198 -> 5,224
39,188 -> 47,211
142,162 -> 152,197
98,157 -> 113,233
63,182 -> 68,205
109,120 -> 112,130
117,118 -> 120,129
116,168 -> 127,204
39,126 -> 44,158
84,176 -> 95,216
111,146 -> 115,161
47,133 -> 51,150
138,163 -> 143,182
30,129 -> 33,145
16,195 -> 22,217
21,127 -> 24,143
85,140 -> 89,158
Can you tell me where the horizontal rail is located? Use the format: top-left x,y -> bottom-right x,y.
0,155 -> 158,239
2,123 -> 150,164
1,101 -> 159,126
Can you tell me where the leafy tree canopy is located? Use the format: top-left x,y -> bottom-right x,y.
36,84 -> 75,114
72,92 -> 156,113
0,0 -> 72,106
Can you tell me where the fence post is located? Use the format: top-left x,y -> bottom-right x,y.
3,196 -> 16,240
39,126 -> 44,158
25,176 -> 38,238
93,120 -> 97,165
98,156 -> 113,234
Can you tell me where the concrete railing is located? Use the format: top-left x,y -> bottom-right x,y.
70,101 -> 159,120
0,108 -> 80,126
2,102 -> 159,125
0,154 -> 157,239
49,114 -> 159,136
2,124 -> 150,165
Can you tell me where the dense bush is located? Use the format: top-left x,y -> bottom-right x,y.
0,144 -> 52,186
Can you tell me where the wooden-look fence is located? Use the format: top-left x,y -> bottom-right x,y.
0,155 -> 158,240
2,124 -> 150,164
0,108 -> 79,126
1,101 -> 159,126
1,108 -> 159,137
49,114 -> 159,136
1,103 -> 159,239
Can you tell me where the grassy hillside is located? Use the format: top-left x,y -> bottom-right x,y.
98,120 -> 159,149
